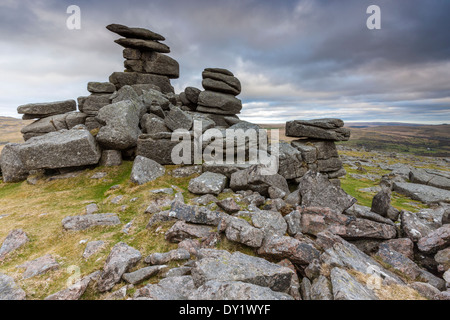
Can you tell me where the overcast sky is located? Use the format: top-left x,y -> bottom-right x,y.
1,0 -> 449,124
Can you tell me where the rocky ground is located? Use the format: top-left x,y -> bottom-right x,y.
0,146 -> 449,300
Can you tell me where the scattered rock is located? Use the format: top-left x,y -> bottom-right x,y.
393,182 -> 450,204
62,213 -> 120,231
82,240 -> 105,259
17,254 -> 60,279
330,267 -> 378,300
165,221 -> 214,243
97,242 -> 142,292
417,225 -> 450,254
122,265 -> 167,285
224,217 -> 265,248
257,235 -> 320,266
0,273 -> 26,300
188,172 -> 227,196
191,280 -> 294,300
0,229 -> 29,261
145,249 -> 191,265
216,198 -> 241,213
130,155 -> 165,185
133,276 -> 196,300
191,250 -> 294,293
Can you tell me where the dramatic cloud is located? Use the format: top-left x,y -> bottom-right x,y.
0,0 -> 449,124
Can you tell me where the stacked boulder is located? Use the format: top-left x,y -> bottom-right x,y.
179,68 -> 242,127
106,23 -> 178,94
286,118 -> 349,181
78,82 -> 115,131
18,100 -> 86,141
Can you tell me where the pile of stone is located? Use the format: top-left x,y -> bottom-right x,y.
18,100 -> 85,141
286,118 -> 349,181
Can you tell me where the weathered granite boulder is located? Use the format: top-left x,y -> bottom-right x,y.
17,254 -> 60,279
140,52 -> 179,79
0,273 -> 26,300
141,114 -> 170,135
114,38 -> 170,53
97,242 -> 142,292
45,273 -> 96,300
17,100 -> 76,118
169,202 -> 225,226
191,280 -> 294,300
145,249 -> 190,265
286,119 -> 350,141
2,125 -> 101,175
300,207 -> 397,240
410,168 -> 450,191
109,72 -> 174,94
276,142 -> 305,180
393,182 -> 450,204
96,100 -> 143,150
224,217 -> 265,248
400,209 -> 441,242
133,276 -> 196,300
191,250 -> 294,293
417,225 -> 450,254
230,165 -> 289,197
298,171 -> 356,213
310,275 -> 333,300
87,82 -> 116,94
257,235 -> 320,265
0,144 -> 29,182
99,150 -> 122,167
21,112 -> 88,140
330,267 -> 378,300
165,221 -> 215,243
188,172 -> 227,195
202,68 -> 241,96
197,91 -> 242,115
376,243 -> 445,289
62,213 -> 121,231
78,94 -> 111,116
107,23 -> 165,41
122,265 -> 167,285
251,210 -> 287,237
130,156 -> 166,185
164,107 -> 193,131
0,229 -> 29,261
137,133 -> 193,165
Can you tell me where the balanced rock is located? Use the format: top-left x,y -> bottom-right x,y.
106,24 -> 165,41
87,82 -> 116,94
17,100 -> 76,119
114,38 -> 170,53
197,91 -> 242,115
286,119 -> 350,141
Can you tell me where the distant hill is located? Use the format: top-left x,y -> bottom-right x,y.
0,116 -> 31,152
345,122 -> 429,128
